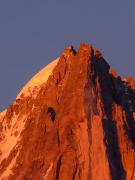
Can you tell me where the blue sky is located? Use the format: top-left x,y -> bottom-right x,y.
0,0 -> 135,111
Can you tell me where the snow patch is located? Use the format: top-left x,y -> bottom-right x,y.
0,113 -> 26,163
17,58 -> 59,98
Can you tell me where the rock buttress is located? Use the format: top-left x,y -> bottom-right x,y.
0,43 -> 135,180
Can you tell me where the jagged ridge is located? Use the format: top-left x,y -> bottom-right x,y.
0,43 -> 135,180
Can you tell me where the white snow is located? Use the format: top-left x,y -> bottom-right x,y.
0,113 -> 26,163
17,58 -> 59,98
0,58 -> 59,177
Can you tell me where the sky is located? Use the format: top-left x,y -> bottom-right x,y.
0,0 -> 135,111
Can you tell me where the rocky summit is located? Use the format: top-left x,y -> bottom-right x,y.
0,43 -> 135,180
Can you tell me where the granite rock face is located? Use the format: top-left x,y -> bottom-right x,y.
0,43 -> 135,180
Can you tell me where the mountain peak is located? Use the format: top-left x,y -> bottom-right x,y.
0,43 -> 135,179
78,43 -> 94,55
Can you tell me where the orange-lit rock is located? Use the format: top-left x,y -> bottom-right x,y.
0,43 -> 135,180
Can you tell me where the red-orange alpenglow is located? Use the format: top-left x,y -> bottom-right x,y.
0,43 -> 135,180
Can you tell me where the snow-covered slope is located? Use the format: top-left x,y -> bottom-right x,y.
0,58 -> 59,179
17,58 -> 59,98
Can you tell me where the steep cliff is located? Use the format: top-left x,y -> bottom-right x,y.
0,44 -> 135,180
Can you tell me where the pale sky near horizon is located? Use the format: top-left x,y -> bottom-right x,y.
0,0 -> 135,111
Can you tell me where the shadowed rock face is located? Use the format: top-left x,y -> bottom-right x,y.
0,43 -> 135,180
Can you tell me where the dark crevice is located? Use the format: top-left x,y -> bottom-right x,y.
55,157 -> 61,180
111,77 -> 135,148
102,119 -> 126,180
92,57 -> 128,179
93,57 -> 113,120
93,57 -> 135,148
47,107 -> 56,122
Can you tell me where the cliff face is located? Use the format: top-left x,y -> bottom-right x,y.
0,44 -> 135,180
